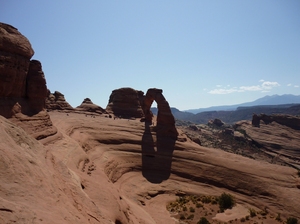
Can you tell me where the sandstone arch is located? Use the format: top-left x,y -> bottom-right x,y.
142,88 -> 178,139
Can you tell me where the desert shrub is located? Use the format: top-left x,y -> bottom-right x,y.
249,208 -> 256,217
218,193 -> 235,212
287,217 -> 298,224
259,207 -> 268,216
211,197 -> 218,205
275,213 -> 282,221
240,217 -> 246,222
201,195 -> 212,204
190,195 -> 199,204
297,169 -> 300,177
189,207 -> 195,212
197,217 -> 210,224
179,214 -> 185,220
177,196 -> 189,205
187,214 -> 194,220
182,206 -> 187,211
196,203 -> 203,208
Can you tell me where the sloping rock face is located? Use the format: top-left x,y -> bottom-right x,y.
236,115 -> 300,168
252,113 -> 300,130
76,98 -> 105,114
143,88 -> 178,139
106,87 -> 144,118
45,90 -> 73,111
0,22 -> 56,140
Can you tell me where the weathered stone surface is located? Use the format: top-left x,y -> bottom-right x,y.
142,88 -> 178,139
106,87 -> 144,118
106,87 -> 178,138
0,23 -> 34,97
0,22 -> 56,140
235,117 -> 300,167
252,113 -> 300,130
251,113 -> 260,127
76,98 -> 105,114
26,60 -> 48,114
45,90 -> 73,111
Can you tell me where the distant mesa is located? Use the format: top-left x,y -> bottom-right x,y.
252,113 -> 300,130
76,98 -> 106,114
45,90 -> 73,111
0,22 -> 57,140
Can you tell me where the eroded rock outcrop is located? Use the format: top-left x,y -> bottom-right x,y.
106,87 -> 178,138
252,113 -> 300,130
106,87 -> 144,118
45,90 -> 73,111
0,23 -> 34,98
0,22 -> 56,140
143,88 -> 178,139
76,98 -> 105,114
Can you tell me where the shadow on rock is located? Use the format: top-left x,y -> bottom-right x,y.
142,123 -> 175,183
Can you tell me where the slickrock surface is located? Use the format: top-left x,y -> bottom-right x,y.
1,111 -> 299,223
235,118 -> 300,168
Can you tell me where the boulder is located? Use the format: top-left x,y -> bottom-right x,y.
208,118 -> 224,127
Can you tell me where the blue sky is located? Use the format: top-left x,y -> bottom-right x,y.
1,1 -> 299,110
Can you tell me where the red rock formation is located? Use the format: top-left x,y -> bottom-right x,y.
252,113 -> 300,130
0,22 -> 56,140
26,60 -> 48,114
76,98 -> 106,114
45,90 -> 73,111
143,88 -> 178,139
0,23 -> 34,97
106,87 -> 144,118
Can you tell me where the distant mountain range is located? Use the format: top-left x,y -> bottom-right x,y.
184,94 -> 300,114
151,94 -> 300,124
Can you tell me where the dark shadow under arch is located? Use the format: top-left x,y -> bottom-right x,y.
141,123 -> 175,183
141,89 -> 177,183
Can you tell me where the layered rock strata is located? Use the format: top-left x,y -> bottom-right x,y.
76,98 -> 106,114
0,22 -> 56,140
252,113 -> 300,130
106,87 -> 144,118
45,90 -> 73,111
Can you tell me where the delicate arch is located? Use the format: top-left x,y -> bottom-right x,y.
142,88 -> 178,139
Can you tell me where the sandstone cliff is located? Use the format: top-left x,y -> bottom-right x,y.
0,22 -> 56,140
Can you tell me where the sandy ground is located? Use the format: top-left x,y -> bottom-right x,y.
0,111 -> 299,223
